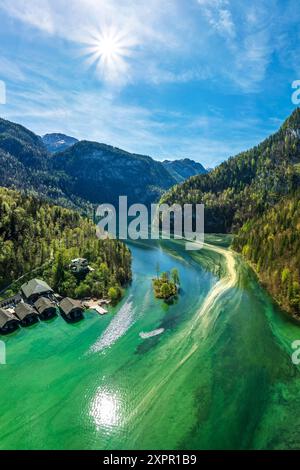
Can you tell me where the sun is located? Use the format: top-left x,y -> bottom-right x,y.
82,26 -> 136,83
96,34 -> 122,62
91,30 -> 126,64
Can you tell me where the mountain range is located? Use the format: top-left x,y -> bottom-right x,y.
0,119 -> 207,209
162,158 -> 207,182
42,133 -> 79,153
42,132 -> 207,181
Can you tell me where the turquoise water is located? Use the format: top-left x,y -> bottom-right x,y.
0,236 -> 299,449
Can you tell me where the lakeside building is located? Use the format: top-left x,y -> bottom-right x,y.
0,294 -> 22,309
21,279 -> 53,303
0,275 -> 109,335
0,308 -> 19,334
15,302 -> 39,326
59,297 -> 84,322
34,297 -> 57,320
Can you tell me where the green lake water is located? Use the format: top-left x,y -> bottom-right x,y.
0,235 -> 300,450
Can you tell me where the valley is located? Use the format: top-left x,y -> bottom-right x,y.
162,109 -> 300,318
1,0 -> 299,453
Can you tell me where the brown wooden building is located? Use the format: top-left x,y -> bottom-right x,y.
21,279 -> 53,303
15,303 -> 39,326
59,297 -> 84,322
0,308 -> 19,334
34,297 -> 57,320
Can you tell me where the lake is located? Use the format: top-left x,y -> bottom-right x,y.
0,235 -> 299,449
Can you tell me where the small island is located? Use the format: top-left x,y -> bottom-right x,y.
152,266 -> 180,301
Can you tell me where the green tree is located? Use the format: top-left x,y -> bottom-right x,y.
171,268 -> 180,285
108,286 -> 122,303
53,251 -> 65,290
160,283 -> 171,299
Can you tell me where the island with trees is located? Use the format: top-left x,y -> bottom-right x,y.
152,266 -> 180,301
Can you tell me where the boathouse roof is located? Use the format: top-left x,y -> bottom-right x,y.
60,297 -> 82,315
70,258 -> 88,264
0,308 -> 19,328
15,302 -> 37,321
21,279 -> 53,299
34,297 -> 55,314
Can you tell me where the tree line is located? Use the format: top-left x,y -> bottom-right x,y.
0,187 -> 132,302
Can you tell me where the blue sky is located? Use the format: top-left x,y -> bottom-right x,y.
0,0 -> 299,167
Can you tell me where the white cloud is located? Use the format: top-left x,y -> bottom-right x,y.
195,1 -> 276,92
228,30 -> 272,92
142,63 -> 212,85
197,0 -> 236,39
0,0 -> 55,33
0,57 -> 26,81
0,0 -> 218,89
0,0 -> 281,92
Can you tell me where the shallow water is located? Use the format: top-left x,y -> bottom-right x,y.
0,236 -> 299,449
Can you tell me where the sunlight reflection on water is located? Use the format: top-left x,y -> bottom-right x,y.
90,388 -> 121,431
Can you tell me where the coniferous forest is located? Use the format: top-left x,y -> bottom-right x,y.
0,187 -> 132,301
162,109 -> 300,316
232,192 -> 300,316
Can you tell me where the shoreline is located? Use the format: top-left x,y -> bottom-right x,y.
237,253 -> 300,325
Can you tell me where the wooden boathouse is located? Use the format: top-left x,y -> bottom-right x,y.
0,308 -> 19,334
59,297 -> 84,322
21,279 -> 53,303
15,303 -> 39,326
34,297 -> 57,320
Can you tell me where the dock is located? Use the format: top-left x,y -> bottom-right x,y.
82,299 -> 108,315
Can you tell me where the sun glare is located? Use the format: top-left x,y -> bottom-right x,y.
96,35 -> 121,61
90,388 -> 121,431
82,26 -> 136,83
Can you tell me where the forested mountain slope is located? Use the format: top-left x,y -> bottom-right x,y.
0,118 -> 88,210
52,140 -> 175,206
0,117 -> 47,168
0,187 -> 131,300
233,192 -> 300,316
161,108 -> 300,316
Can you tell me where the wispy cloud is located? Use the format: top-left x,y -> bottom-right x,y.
0,56 -> 26,81
0,0 -> 298,166
0,0 -> 285,93
197,0 -> 236,39
196,0 -> 277,92
0,0 -> 55,33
